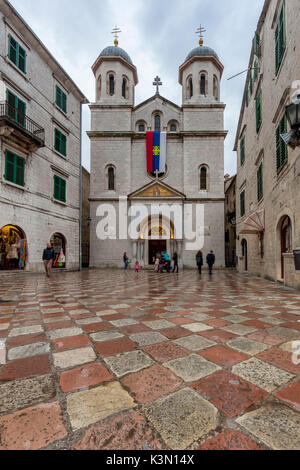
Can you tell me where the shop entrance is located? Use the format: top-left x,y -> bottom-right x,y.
0,225 -> 27,270
148,240 -> 167,265
50,233 -> 66,269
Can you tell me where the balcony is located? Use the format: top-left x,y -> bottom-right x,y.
0,101 -> 45,150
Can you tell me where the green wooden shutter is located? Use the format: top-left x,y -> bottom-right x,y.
54,175 -> 60,200
5,150 -> 15,183
249,71 -> 253,95
62,92 -> 67,113
240,191 -> 245,217
257,163 -> 263,201
17,97 -> 26,127
18,45 -> 26,73
246,88 -> 249,107
275,1 -> 286,74
240,137 -> 245,166
56,86 -> 67,113
6,89 -> 16,121
60,179 -> 66,202
254,59 -> 258,81
15,156 -> 25,186
276,115 -> 288,172
256,89 -> 262,133
8,35 -> 17,65
61,133 -> 67,156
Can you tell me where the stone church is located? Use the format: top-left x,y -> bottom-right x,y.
88,32 -> 227,268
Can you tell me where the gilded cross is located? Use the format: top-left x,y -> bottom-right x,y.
153,76 -> 162,95
111,26 -> 122,46
196,25 -> 206,45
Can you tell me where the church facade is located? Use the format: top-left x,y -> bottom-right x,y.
88,36 -> 227,269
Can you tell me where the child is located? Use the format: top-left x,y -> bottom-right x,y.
134,260 -> 140,273
154,257 -> 160,272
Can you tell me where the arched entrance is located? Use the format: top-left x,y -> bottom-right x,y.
50,233 -> 66,269
0,225 -> 27,270
241,239 -> 248,271
138,215 -> 175,266
279,216 -> 292,279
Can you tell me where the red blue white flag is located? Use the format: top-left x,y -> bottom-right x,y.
146,131 -> 166,173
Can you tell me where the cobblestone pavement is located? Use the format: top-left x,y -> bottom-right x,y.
0,269 -> 299,450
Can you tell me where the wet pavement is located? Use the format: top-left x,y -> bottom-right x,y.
0,268 -> 299,450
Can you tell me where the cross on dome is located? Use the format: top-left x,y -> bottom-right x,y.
111,26 -> 122,47
196,25 -> 206,46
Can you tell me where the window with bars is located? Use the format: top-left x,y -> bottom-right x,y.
240,136 -> 245,166
6,89 -> 26,127
8,34 -> 26,73
275,1 -> 286,75
256,89 -> 262,133
257,162 -> 263,201
5,150 -> 25,186
53,175 -> 66,203
54,128 -> 67,156
240,190 -> 245,217
276,115 -> 288,173
56,85 -> 67,113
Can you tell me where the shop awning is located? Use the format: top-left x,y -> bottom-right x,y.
240,209 -> 265,235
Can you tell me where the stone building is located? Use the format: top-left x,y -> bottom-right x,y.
234,0 -> 300,289
0,0 -> 87,272
81,166 -> 90,267
88,34 -> 227,269
224,174 -> 236,267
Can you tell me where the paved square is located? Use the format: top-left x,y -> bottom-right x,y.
0,269 -> 299,450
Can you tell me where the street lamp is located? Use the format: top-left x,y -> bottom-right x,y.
281,94 -> 300,149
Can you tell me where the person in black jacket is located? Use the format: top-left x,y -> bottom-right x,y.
196,251 -> 203,274
172,251 -> 179,273
206,250 -> 216,275
42,243 -> 55,277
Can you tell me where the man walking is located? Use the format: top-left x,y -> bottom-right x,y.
206,250 -> 215,275
43,243 -> 55,277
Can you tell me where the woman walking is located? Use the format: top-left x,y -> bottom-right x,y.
196,250 -> 203,275
123,252 -> 129,270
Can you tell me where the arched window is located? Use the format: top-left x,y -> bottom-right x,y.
97,75 -> 101,101
213,75 -> 219,100
122,78 -> 127,98
155,114 -> 161,131
199,166 -> 209,191
109,75 -> 115,95
170,124 -> 176,132
139,123 -> 145,132
189,77 -> 193,98
200,74 -> 206,95
107,167 -> 115,191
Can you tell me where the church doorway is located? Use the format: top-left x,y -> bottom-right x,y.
0,225 -> 27,270
148,240 -> 166,265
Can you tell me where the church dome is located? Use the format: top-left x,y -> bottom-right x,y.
185,46 -> 219,62
100,46 -> 133,64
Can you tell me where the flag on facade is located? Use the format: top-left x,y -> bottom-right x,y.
146,131 -> 166,173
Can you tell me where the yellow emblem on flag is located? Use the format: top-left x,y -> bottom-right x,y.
153,146 -> 160,156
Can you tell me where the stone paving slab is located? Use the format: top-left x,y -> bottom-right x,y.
7,342 -> 50,361
232,357 -> 295,392
104,350 -> 154,377
67,381 -> 136,431
236,404 -> 300,450
173,334 -> 216,351
53,347 -> 97,369
143,388 -> 218,450
164,354 -> 221,382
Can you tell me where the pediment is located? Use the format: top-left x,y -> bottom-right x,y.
129,180 -> 186,200
134,94 -> 181,113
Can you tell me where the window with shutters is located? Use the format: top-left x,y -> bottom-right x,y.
6,90 -> 26,127
240,191 -> 245,217
56,85 -> 67,113
254,59 -> 258,81
276,114 -> 288,173
256,89 -> 262,133
54,128 -> 67,157
240,136 -> 245,166
254,32 -> 260,58
8,34 -> 26,73
275,1 -> 286,75
257,162 -> 263,201
53,175 -> 66,203
5,150 -> 25,186
249,71 -> 253,95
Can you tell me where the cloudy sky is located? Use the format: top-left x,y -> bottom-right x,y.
10,0 -> 265,175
